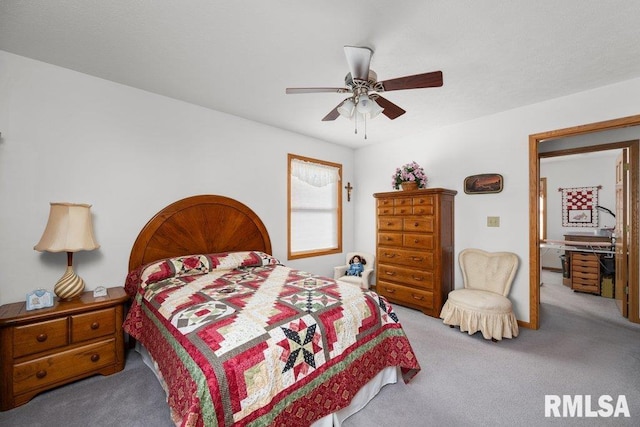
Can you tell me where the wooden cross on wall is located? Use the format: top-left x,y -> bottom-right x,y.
344,182 -> 353,202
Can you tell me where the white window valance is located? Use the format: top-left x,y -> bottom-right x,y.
291,159 -> 339,187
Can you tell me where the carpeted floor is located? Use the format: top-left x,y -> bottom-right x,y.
1,271 -> 638,426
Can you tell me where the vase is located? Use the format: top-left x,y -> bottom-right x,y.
400,181 -> 419,191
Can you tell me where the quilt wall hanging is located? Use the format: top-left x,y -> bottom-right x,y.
560,186 -> 601,227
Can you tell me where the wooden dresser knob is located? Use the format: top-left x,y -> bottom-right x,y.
36,333 -> 48,342
412,276 -> 423,281
385,271 -> 396,276
91,354 -> 100,363
91,322 -> 100,330
414,222 -> 419,227
384,253 -> 396,258
414,239 -> 419,243
385,288 -> 395,294
412,294 -> 425,301
412,256 -> 424,262
36,370 -> 47,379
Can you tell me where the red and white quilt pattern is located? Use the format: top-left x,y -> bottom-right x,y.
562,186 -> 599,227
123,252 -> 420,427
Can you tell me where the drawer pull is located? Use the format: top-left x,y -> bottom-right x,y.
414,239 -> 420,243
411,256 -> 424,262
384,253 -> 397,258
384,288 -> 396,294
91,322 -> 100,330
385,271 -> 396,276
412,294 -> 425,301
414,222 -> 419,227
36,333 -> 48,342
91,354 -> 100,363
385,236 -> 392,241
412,276 -> 424,281
36,370 -> 47,379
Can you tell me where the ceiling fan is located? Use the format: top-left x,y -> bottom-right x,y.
286,46 -> 443,127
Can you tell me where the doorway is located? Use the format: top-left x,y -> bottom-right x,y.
528,115 -> 640,329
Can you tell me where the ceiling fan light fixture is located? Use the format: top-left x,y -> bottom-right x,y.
356,94 -> 374,114
337,99 -> 355,118
367,99 -> 384,119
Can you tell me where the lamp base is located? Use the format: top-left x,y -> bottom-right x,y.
54,266 -> 85,300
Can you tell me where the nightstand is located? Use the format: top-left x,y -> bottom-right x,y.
0,287 -> 128,410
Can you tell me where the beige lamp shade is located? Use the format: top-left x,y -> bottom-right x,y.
34,203 -> 99,300
34,203 -> 99,252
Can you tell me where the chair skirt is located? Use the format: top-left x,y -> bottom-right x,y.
440,289 -> 519,340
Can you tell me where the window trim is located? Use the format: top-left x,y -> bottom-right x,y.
287,153 -> 342,260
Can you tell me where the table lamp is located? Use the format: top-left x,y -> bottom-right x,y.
34,202 -> 100,300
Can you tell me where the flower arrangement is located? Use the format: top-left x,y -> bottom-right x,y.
392,161 -> 428,190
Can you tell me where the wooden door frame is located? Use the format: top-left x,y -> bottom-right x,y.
528,115 -> 640,329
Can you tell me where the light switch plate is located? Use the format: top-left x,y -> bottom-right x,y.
487,216 -> 500,227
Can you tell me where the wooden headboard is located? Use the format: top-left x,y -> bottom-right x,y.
128,195 -> 272,272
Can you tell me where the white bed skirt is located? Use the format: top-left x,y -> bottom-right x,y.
136,342 -> 398,426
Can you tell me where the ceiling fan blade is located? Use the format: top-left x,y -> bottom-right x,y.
344,46 -> 372,81
322,103 -> 341,121
374,95 -> 406,120
379,71 -> 443,91
286,87 -> 349,94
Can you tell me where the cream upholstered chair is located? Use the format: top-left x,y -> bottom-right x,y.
333,252 -> 375,290
440,248 -> 519,341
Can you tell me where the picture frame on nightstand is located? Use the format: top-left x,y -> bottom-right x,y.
25,289 -> 54,310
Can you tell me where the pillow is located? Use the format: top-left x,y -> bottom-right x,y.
139,251 -> 281,286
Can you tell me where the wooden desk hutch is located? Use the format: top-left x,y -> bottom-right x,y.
374,188 -> 456,317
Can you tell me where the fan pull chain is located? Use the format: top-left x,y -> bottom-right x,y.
354,111 -> 358,135
364,115 -> 367,139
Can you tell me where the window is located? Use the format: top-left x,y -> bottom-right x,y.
288,154 -> 342,259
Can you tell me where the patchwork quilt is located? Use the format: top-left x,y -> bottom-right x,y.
123,251 -> 420,427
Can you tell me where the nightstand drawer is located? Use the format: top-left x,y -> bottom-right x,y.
13,318 -> 68,358
71,308 -> 115,343
13,339 -> 116,395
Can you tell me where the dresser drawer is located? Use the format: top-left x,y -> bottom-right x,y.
13,318 -> 68,358
403,217 -> 433,233
378,216 -> 402,231
13,339 -> 116,395
412,196 -> 434,215
378,232 -> 403,247
377,280 -> 434,310
571,270 -> 599,281
377,248 -> 433,269
394,206 -> 413,215
71,308 -> 115,343
377,264 -> 434,290
403,233 -> 434,250
572,253 -> 600,268
572,280 -> 599,294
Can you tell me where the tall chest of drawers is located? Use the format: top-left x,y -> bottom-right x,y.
374,188 -> 456,317
0,287 -> 128,410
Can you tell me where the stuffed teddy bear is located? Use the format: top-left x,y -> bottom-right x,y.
345,255 -> 366,277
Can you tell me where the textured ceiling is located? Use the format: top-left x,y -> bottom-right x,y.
2,1 -> 640,148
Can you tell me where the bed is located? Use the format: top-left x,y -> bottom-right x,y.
122,195 -> 420,426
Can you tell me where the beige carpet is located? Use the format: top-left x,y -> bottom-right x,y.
1,271 -> 638,426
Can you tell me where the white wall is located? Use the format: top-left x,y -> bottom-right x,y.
354,77 -> 640,323
0,51 -> 355,305
540,153 -> 618,269
3,49 -> 639,323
